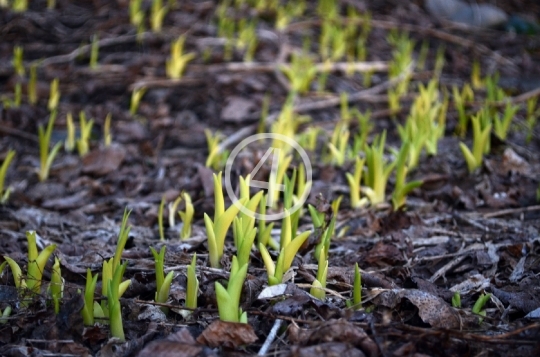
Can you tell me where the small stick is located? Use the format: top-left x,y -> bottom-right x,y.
258,318 -> 283,356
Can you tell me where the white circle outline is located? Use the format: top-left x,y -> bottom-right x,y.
224,133 -> 312,221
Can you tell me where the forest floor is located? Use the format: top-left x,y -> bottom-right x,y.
1,1 -> 540,356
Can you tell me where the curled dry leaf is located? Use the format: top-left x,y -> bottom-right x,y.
82,145 -> 126,176
138,328 -> 217,357
288,319 -> 378,357
374,289 -> 460,329
196,320 -> 258,349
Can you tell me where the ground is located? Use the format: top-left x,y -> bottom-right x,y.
0,0 -> 540,356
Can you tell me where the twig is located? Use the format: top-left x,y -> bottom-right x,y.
39,32 -> 167,67
258,319 -> 283,356
482,205 -> 540,219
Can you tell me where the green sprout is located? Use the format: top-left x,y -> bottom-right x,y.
352,110 -> 373,155
28,63 -> 38,105
49,257 -> 63,314
234,176 -> 263,267
166,35 -> 195,79
185,253 -> 198,313
453,84 -> 474,137
459,113 -> 491,173
108,261 -> 127,341
12,0 -> 27,11
48,78 -> 60,112
3,231 -> 57,307
215,256 -> 248,323
13,46 -> 24,77
485,73 -> 505,103
391,142 -> 423,210
352,263 -> 362,309
90,34 -> 99,69
150,0 -> 168,32
103,113 -> 112,147
308,204 -> 325,229
310,248 -> 328,300
363,131 -> 395,205
471,59 -> 483,89
98,209 -> 132,319
82,269 -> 98,326
259,210 -> 311,286
47,0 -> 55,9
37,111 -> 62,182
14,83 -> 22,108
236,19 -> 258,62
0,149 -> 15,204
387,30 -> 414,103
0,306 -> 11,324
275,0 -> 305,30
204,172 -> 246,268
257,194 -> 275,248
472,292 -> 491,323
130,86 -> 146,116
129,0 -> 145,34
327,122 -> 350,166
492,102 -> 519,140
65,112 -> 75,152
178,192 -> 194,240
76,111 -> 94,156
315,215 -> 335,263
297,127 -> 321,152
280,52 -> 317,95
451,291 -> 461,308
205,129 -> 228,170
150,246 -> 174,313
346,156 -> 368,209
525,97 -> 538,144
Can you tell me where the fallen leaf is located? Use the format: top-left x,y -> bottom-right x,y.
221,96 -> 255,122
82,145 -> 126,176
374,289 -> 460,329
196,320 -> 258,348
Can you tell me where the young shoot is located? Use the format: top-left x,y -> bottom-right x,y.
130,86 -> 147,116
76,111 -> 94,156
259,210 -> 311,286
280,51 -> 317,95
310,248 -> 328,300
345,156 -> 368,209
82,269 -> 98,326
90,34 -> 99,69
363,131 -> 395,205
150,0 -> 168,32
48,78 -> 60,112
64,112 -> 76,152
459,113 -> 491,173
215,256 -> 248,323
103,113 -> 112,147
185,254 -> 198,314
28,63 -> 38,105
49,257 -> 63,314
150,246 -> 174,313
178,192 -> 194,240
391,142 -> 423,210
38,111 -> 63,181
166,35 -> 195,79
0,149 -> 16,204
493,102 -> 519,140
204,172 -> 246,268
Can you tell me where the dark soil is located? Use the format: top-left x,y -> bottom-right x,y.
1,1 -> 540,356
